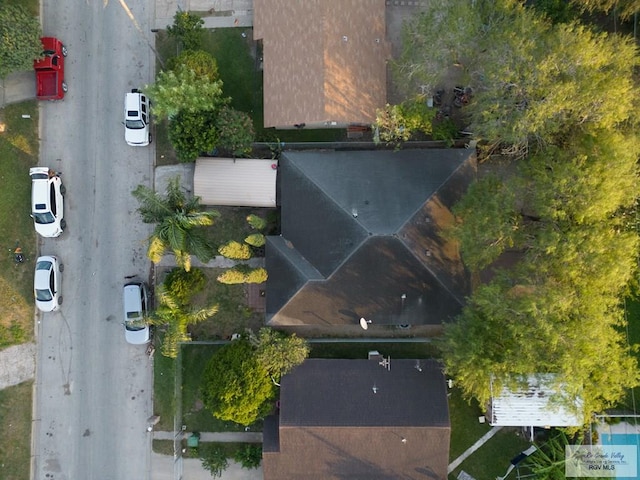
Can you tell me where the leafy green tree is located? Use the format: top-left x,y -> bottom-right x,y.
168,110 -> 219,162
202,339 -> 276,425
163,267 -> 206,306
214,106 -> 255,157
132,176 -> 219,271
0,5 -> 42,78
572,0 -> 640,19
199,444 -> 229,478
166,11 -> 205,50
531,0 -> 581,23
248,328 -> 309,383
446,174 -> 521,271
145,68 -> 225,119
393,0 -> 639,155
151,286 -> 219,358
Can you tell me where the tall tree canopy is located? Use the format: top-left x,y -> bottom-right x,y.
0,5 -> 42,78
201,338 -> 276,426
145,68 -> 225,119
394,0 -> 639,156
425,0 -> 640,423
132,176 -> 219,270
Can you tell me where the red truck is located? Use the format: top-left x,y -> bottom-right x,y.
34,37 -> 67,100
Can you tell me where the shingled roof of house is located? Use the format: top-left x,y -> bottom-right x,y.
253,0 -> 391,128
266,149 -> 476,327
262,358 -> 451,479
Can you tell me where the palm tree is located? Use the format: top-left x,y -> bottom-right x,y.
132,176 -> 219,271
151,287 -> 219,358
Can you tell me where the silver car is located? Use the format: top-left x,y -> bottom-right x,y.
30,167 -> 65,238
123,281 -> 150,344
34,256 -> 62,312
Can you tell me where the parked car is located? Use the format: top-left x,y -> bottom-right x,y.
34,37 -> 67,100
34,256 -> 62,312
124,89 -> 151,146
30,167 -> 65,238
123,281 -> 150,344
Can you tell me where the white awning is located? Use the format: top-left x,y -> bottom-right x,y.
194,158 -> 278,207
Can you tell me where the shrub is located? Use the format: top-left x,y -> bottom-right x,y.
245,268 -> 268,284
163,268 -> 206,306
246,214 -> 267,230
214,106 -> 255,157
218,241 -> 252,260
217,269 -> 246,285
200,444 -> 229,478
244,233 -> 265,247
167,11 -> 204,51
233,444 -> 262,469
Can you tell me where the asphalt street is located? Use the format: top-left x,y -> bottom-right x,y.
33,0 -> 156,479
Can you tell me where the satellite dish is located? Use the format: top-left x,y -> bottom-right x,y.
360,317 -> 371,330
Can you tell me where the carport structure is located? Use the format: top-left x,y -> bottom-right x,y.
193,158 -> 278,207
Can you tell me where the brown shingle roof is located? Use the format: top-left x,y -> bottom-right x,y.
254,0 -> 391,128
262,359 -> 451,479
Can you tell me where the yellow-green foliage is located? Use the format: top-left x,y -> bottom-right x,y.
217,269 -> 246,284
246,214 -> 267,230
245,268 -> 268,284
218,241 -> 251,260
244,233 -> 265,247
217,267 -> 268,285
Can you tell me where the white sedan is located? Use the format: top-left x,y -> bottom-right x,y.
123,282 -> 150,344
34,256 -> 63,312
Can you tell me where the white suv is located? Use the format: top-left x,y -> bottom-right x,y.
30,167 -> 65,238
124,89 -> 151,146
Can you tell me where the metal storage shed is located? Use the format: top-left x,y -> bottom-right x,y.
194,158 -> 278,207
488,374 -> 582,428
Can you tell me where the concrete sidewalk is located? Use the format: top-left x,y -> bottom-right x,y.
0,343 -> 36,389
0,71 -> 36,108
154,0 -> 254,30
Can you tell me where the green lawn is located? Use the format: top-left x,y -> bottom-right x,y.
619,296 -> 640,411
309,341 -> 440,360
0,381 -> 33,480
0,101 -> 39,349
186,267 -> 263,340
152,341 -> 176,431
449,428 -> 531,480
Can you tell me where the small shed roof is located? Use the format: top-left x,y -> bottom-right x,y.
194,158 -> 278,207
489,374 -> 582,427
